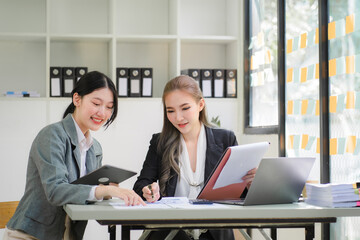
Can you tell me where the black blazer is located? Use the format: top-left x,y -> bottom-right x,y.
134,126 -> 238,197
133,126 -> 240,240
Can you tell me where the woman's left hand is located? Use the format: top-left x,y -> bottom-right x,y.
242,168 -> 257,189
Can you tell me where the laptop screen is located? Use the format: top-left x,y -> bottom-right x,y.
241,157 -> 315,205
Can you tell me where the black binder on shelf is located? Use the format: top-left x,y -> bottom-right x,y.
75,67 -> 88,81
181,69 -> 201,86
213,69 -> 225,98
225,69 -> 237,98
50,67 -> 62,97
62,67 -> 75,97
129,68 -> 141,97
71,165 -> 136,186
141,68 -> 153,97
116,67 -> 129,97
200,69 -> 213,98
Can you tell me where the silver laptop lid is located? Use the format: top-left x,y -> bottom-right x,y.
243,157 -> 315,205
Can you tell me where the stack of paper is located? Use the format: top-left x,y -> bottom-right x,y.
305,182 -> 360,208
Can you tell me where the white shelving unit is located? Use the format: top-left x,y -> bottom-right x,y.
0,0 -> 240,98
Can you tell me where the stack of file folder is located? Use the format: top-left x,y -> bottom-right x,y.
305,182 -> 360,208
181,68 -> 237,98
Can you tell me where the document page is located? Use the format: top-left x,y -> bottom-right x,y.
213,142 -> 269,189
104,197 -> 228,209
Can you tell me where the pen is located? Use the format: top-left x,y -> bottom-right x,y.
148,184 -> 154,200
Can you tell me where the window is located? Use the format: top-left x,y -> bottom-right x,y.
244,0 -> 278,134
328,0 -> 360,238
285,0 -> 319,176
245,0 -> 360,238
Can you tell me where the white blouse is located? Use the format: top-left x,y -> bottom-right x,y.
71,115 -> 98,201
174,124 -> 207,199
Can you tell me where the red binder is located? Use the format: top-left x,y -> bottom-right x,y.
197,142 -> 270,200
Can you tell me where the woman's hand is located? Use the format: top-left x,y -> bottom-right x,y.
100,182 -> 119,200
242,168 -> 257,189
95,185 -> 146,206
142,182 -> 160,203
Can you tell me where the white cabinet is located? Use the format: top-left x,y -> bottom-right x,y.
0,0 -> 240,98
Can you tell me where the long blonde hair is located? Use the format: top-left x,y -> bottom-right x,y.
158,75 -> 210,196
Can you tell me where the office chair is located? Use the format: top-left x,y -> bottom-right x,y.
0,201 -> 19,229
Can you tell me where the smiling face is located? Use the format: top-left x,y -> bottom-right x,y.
164,89 -> 205,138
72,87 -> 114,134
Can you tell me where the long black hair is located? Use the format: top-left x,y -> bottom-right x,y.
63,71 -> 118,128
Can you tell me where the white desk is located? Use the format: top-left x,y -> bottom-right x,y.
64,200 -> 360,240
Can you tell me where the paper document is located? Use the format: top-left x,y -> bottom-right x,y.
101,197 -> 228,209
158,197 -> 227,209
213,142 -> 269,189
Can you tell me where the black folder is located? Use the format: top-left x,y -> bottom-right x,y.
116,67 -> 129,97
200,69 -> 213,98
75,67 -> 88,82
213,69 -> 225,98
225,69 -> 237,98
71,165 -> 136,185
62,67 -> 75,97
129,68 -> 141,97
141,68 -> 153,97
50,67 -> 62,97
181,69 -> 201,86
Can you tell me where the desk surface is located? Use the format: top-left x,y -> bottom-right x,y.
64,199 -> 360,222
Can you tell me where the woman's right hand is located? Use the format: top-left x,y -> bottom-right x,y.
142,182 -> 160,203
95,185 -> 146,206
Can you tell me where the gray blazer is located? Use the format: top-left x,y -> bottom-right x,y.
7,114 -> 102,240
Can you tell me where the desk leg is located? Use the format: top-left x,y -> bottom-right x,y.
121,226 -> 131,240
271,228 -> 277,240
321,223 -> 330,240
305,225 -> 315,240
108,225 -> 116,240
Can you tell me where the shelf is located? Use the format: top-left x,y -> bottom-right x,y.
49,34 -> 113,42
50,41 -> 110,78
0,33 -> 46,42
180,35 -> 238,44
0,0 -> 240,99
49,0 -> 110,35
116,41 -> 175,97
0,40 -> 46,96
179,0 -> 239,37
115,0 -> 177,35
181,42 -> 238,69
0,0 -> 46,33
116,35 -> 177,43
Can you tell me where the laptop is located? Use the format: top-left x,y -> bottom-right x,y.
213,157 -> 315,206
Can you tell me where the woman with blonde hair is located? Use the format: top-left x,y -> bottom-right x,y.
133,75 -> 256,240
